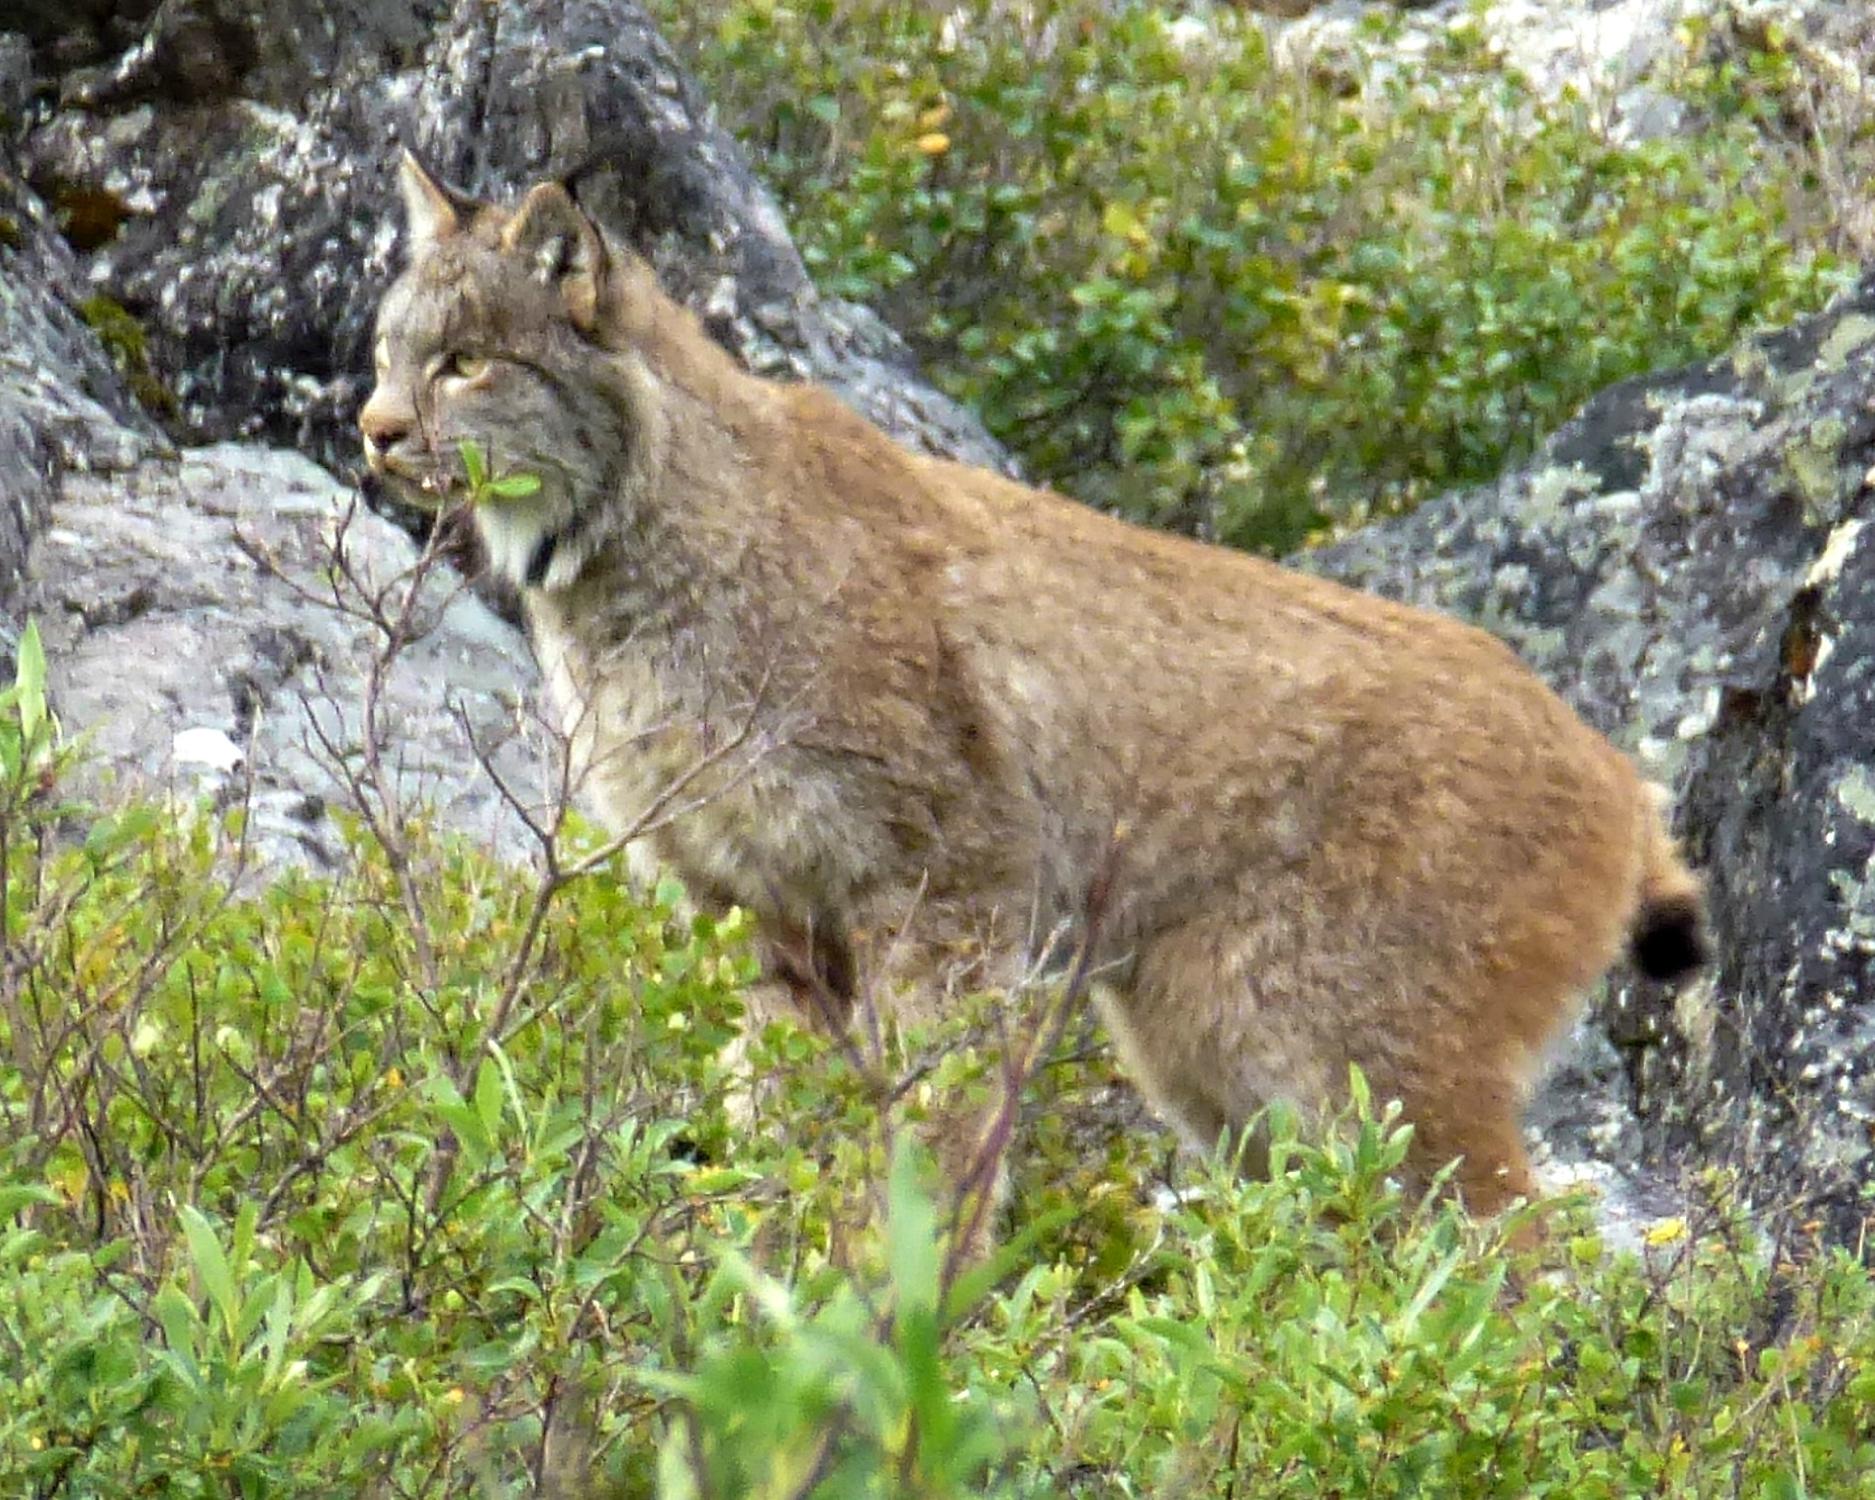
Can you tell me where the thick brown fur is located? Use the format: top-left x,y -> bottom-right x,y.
361,157 -> 1705,1215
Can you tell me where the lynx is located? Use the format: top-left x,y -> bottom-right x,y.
360,154 -> 1704,1213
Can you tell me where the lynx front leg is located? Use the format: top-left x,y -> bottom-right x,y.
761,915 -> 859,1033
1398,1082 -> 1538,1215
718,915 -> 858,1131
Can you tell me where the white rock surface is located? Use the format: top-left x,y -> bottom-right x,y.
29,441 -> 552,869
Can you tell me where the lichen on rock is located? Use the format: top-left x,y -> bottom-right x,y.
1312,266 -> 1875,1233
16,0 -> 1009,483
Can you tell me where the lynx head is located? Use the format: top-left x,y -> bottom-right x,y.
360,153 -> 663,591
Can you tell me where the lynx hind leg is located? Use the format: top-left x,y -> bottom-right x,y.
1104,921 -> 1345,1176
1115,917 -> 1544,1215
1397,1075 -> 1538,1215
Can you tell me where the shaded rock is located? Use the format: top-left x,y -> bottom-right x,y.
18,0 -> 1010,483
27,441 -> 548,869
1312,268 -> 1875,1233
0,160 -> 158,625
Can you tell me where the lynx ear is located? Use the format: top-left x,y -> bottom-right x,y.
396,150 -> 471,249
501,182 -> 608,334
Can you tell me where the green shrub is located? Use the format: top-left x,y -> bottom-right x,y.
5,630 -> 1875,1495
650,0 -> 1852,551
0,624 -> 760,1493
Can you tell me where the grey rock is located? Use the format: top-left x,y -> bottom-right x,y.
1280,0 -> 1873,162
0,32 -> 34,124
0,162 -> 158,625
27,442 -> 549,870
19,0 -> 1010,484
1311,268 -> 1875,1232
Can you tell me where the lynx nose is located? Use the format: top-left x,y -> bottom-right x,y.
359,393 -> 414,468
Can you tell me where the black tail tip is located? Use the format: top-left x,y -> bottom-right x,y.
1632,896 -> 1707,982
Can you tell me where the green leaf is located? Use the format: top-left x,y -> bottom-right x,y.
885,1139 -> 940,1323
178,1204 -> 240,1338
260,1278 -> 296,1384
1394,1247 -> 1462,1338
152,1283 -> 204,1376
482,471 -> 542,501
425,1074 -> 490,1163
656,1425 -> 704,1500
472,1056 -> 504,1141
0,1183 -> 59,1218
487,1040 -> 527,1141
457,439 -> 488,491
684,1166 -> 762,1196
15,619 -> 46,743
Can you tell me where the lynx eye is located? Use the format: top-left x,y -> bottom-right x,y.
438,352 -> 491,382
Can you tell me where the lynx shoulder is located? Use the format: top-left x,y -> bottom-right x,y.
361,155 -> 1705,1212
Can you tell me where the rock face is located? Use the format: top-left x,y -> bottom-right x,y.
28,439 -> 545,869
1284,0 -> 1875,178
0,162 -> 157,621
15,0 -> 1008,482
3,118 -> 542,867
1313,269 -> 1875,1235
